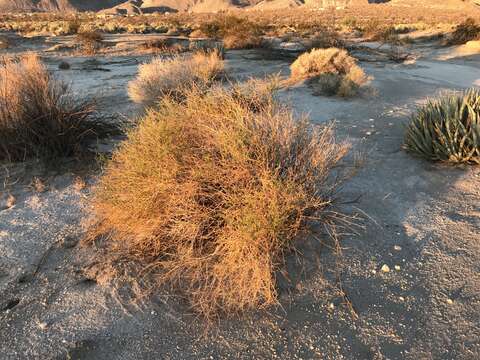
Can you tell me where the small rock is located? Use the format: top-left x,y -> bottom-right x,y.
446,298 -> 453,305
399,296 -> 405,301
62,235 -> 79,249
394,245 -> 402,251
279,41 -> 307,52
394,265 -> 401,271
381,264 -> 390,273
58,61 -> 70,70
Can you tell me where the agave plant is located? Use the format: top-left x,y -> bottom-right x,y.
404,89 -> 480,164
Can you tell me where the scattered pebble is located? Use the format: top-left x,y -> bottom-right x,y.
395,265 -> 401,271
366,131 -> 372,136
381,264 -> 390,273
394,245 -> 402,251
399,296 -> 405,302
446,298 -> 454,305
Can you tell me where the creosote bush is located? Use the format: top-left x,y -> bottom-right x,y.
0,54 -> 114,162
127,50 -> 224,107
448,18 -> 480,45
289,48 -> 370,97
404,89 -> 480,164
199,15 -> 265,50
75,30 -> 104,54
452,18 -> 480,44
89,81 -> 350,317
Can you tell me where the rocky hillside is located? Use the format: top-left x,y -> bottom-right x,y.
0,0 -> 478,13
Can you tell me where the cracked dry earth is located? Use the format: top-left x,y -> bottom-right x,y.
1,43 -> 480,359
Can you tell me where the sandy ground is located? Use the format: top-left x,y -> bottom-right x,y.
1,37 -> 480,359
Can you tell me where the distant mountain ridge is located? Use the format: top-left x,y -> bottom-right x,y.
0,0 -> 478,13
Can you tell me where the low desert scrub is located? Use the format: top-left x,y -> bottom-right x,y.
289,48 -> 370,97
0,54 -> 115,162
75,30 -> 104,54
447,18 -> 480,45
199,15 -> 265,50
89,81 -> 350,317
404,89 -> 480,164
127,50 -> 224,107
138,38 -> 187,54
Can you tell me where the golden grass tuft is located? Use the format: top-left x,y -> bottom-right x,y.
127,50 -> 224,107
75,30 -> 104,54
89,80 -> 350,317
289,48 -> 370,97
0,53 -> 115,162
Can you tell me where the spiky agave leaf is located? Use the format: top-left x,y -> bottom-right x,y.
404,89 -> 480,164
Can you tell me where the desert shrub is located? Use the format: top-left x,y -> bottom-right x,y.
289,48 -> 369,97
89,81 -> 349,317
199,15 -> 265,49
138,38 -> 187,53
0,54 -> 115,162
306,29 -> 344,49
404,89 -> 480,164
448,18 -> 480,45
127,50 -> 224,107
75,30 -> 104,54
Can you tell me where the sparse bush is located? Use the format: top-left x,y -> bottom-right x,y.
89,81 -> 349,317
75,30 -> 104,54
305,29 -> 344,50
448,18 -> 480,45
0,54 -> 115,162
127,50 -> 224,107
289,48 -> 370,97
199,15 -> 265,50
404,89 -> 480,164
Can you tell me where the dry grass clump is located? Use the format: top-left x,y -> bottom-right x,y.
89,81 -> 349,317
404,89 -> 480,164
199,15 -> 265,50
0,54 -> 115,162
289,48 -> 369,97
127,50 -> 224,107
448,18 -> 480,45
75,30 -> 104,54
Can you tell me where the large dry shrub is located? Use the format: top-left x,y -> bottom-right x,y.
89,81 -> 350,317
289,48 -> 370,97
0,54 -> 114,162
127,50 -> 224,107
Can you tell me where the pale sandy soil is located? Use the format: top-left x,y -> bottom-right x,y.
1,36 -> 479,359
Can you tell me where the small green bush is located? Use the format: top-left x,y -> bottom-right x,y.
404,89 -> 480,164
